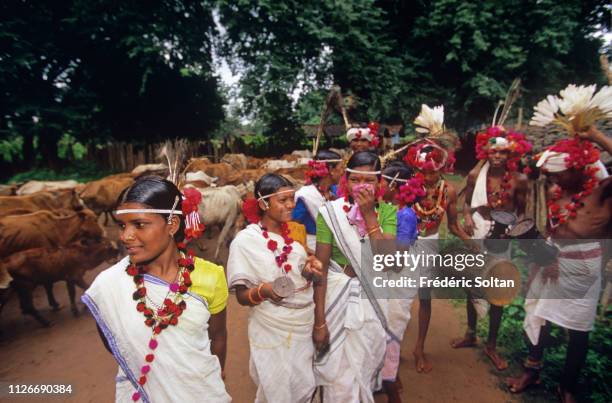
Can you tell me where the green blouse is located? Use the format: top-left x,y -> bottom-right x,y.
316,202 -> 397,265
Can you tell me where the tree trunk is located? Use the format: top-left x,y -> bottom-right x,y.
39,126 -> 61,170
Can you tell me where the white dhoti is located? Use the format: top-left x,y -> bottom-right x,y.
523,242 -> 602,345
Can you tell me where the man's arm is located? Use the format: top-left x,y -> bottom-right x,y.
514,174 -> 529,218
462,169 -> 478,236
580,126 -> 612,155
447,184 -> 471,241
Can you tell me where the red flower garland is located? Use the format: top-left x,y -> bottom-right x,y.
260,222 -> 294,273
543,137 -> 601,231
395,174 -> 426,207
414,179 -> 447,235
486,171 -> 513,208
126,248 -> 195,401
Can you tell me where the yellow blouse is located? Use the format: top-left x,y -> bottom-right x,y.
189,257 -> 228,315
287,221 -> 307,250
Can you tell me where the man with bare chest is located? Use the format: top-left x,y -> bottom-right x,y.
507,127 -> 611,402
404,139 -> 472,373
452,128 -> 532,371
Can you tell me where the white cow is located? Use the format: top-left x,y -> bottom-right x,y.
191,185 -> 243,261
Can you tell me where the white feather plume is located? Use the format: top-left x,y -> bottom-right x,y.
414,104 -> 444,136
529,84 -> 612,132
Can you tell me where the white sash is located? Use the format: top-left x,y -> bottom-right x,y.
82,258 -> 230,403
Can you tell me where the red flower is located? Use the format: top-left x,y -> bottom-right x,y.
170,317 -> 178,326
284,264 -> 292,273
145,354 -> 155,362
242,198 -> 261,224
136,302 -> 145,312
267,239 -> 278,251
139,376 -> 147,386
127,265 -> 138,276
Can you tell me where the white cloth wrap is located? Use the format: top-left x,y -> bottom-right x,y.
295,184 -> 326,251
347,127 -> 373,142
82,257 -> 230,403
537,151 -> 609,180
523,241 -> 602,345
227,224 -> 316,403
314,198 -> 387,402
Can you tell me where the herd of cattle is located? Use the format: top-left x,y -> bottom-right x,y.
0,150 -> 336,333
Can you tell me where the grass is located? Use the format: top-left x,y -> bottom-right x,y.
5,160 -> 115,184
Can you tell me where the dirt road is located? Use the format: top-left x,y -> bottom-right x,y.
0,229 -> 513,402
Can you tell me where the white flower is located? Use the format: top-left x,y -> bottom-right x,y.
414,104 -> 444,135
557,84 -> 596,116
589,85 -> 612,117
530,95 -> 559,127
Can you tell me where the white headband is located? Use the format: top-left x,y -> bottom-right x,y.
114,209 -> 183,215
382,173 -> 409,185
256,189 -> 295,201
489,137 -> 510,150
115,196 -> 182,216
345,167 -> 381,175
315,159 -> 343,163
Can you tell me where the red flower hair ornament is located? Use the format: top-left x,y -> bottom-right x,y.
475,126 -> 532,172
404,140 -> 454,173
181,187 -> 205,242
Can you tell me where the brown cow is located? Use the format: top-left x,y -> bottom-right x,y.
0,189 -> 84,216
225,168 -> 267,186
79,173 -> 134,224
0,209 -> 105,259
2,239 -> 118,327
183,157 -> 212,173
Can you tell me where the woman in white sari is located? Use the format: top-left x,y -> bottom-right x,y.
227,173 -> 324,403
313,151 -> 397,403
82,177 -> 230,402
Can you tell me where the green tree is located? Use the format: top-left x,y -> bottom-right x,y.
0,0 -> 225,171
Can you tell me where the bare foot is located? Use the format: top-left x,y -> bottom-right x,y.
396,376 -> 403,393
413,350 -> 433,373
506,370 -> 540,393
483,345 -> 508,370
450,334 -> 477,348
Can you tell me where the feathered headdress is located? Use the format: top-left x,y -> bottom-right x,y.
530,84 -> 612,134
403,104 -> 457,172
531,83 -> 610,179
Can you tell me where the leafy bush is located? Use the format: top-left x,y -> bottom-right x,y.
474,298 -> 611,402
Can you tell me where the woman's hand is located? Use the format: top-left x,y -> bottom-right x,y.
302,255 -> 324,282
354,185 -> 377,215
260,282 -> 283,302
313,323 -> 330,351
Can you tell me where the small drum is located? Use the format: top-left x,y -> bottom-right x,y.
507,218 -> 559,266
484,210 -> 517,253
483,257 -> 521,306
